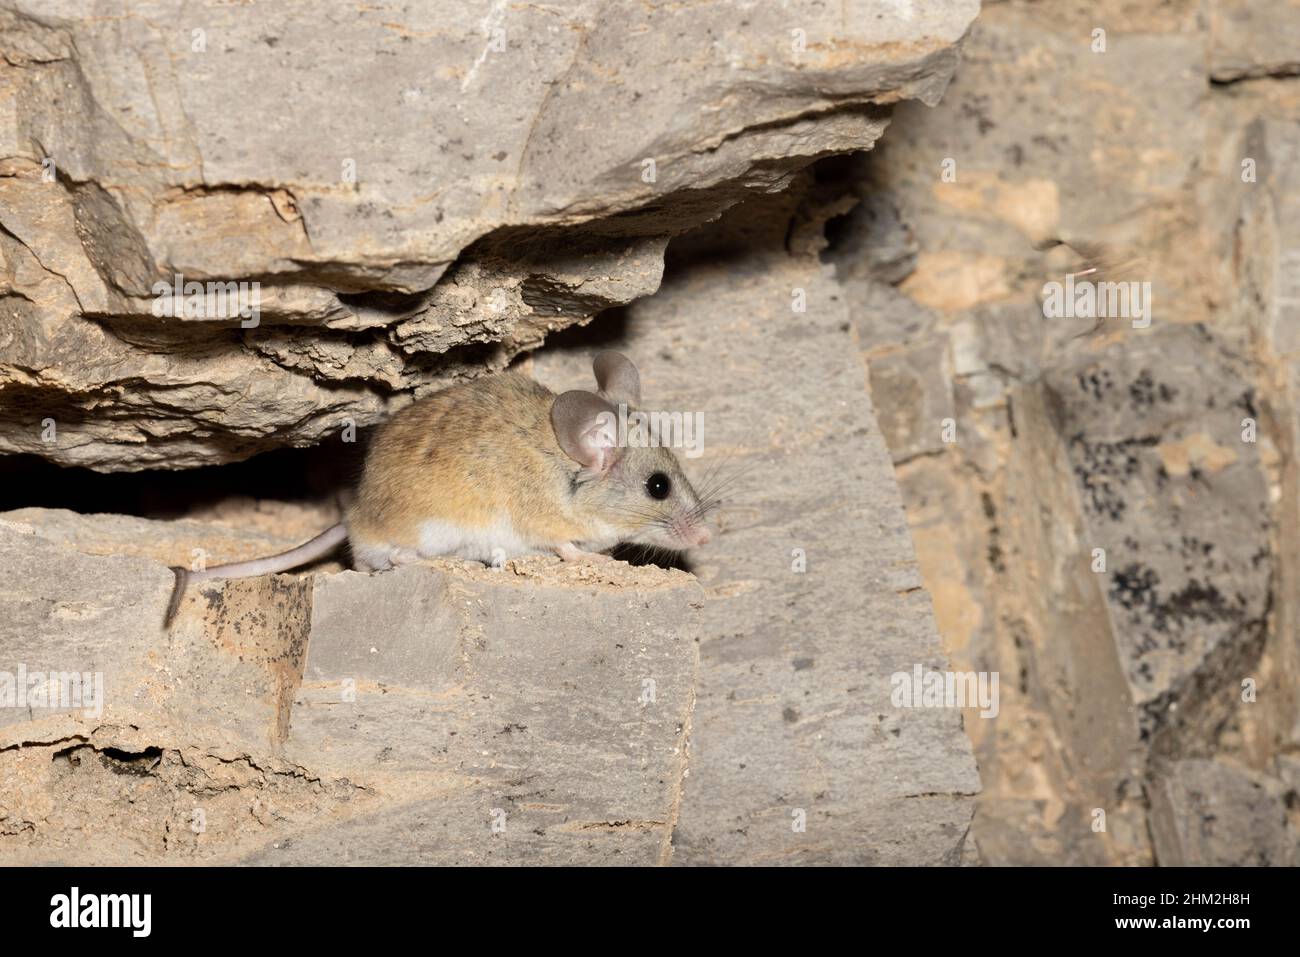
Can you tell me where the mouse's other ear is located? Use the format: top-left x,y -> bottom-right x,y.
592,350 -> 641,409
551,390 -> 621,473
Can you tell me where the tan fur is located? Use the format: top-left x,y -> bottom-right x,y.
347,372 -> 613,553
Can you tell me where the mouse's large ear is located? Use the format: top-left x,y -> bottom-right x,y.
592,351 -> 641,409
551,390 -> 621,474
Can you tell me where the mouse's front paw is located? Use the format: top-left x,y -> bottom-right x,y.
555,542 -> 613,563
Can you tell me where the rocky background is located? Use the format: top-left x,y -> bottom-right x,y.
839,0 -> 1300,864
1,0 -> 1295,865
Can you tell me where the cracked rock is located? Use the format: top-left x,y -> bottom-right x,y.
0,0 -> 978,471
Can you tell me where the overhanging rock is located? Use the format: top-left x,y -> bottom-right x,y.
0,0 -> 979,471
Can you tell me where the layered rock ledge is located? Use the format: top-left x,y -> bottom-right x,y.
0,0 -> 978,471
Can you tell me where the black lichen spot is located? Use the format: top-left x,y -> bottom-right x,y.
1077,368 -> 1114,402
981,492 -> 1006,572
1109,559 -> 1252,680
1069,434 -> 1158,520
960,96 -> 996,135
1111,563 -> 1159,614
1128,369 -> 1177,410
1159,579 -> 1247,632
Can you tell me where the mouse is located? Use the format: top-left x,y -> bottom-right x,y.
164,350 -> 716,626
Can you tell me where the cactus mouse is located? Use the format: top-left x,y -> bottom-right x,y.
164,351 -> 716,626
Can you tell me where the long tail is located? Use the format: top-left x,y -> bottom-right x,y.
164,522 -> 348,628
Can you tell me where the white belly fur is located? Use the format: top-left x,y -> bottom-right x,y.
349,517 -> 618,572
416,516 -> 535,563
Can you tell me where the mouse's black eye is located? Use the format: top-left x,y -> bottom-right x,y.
646,472 -> 671,500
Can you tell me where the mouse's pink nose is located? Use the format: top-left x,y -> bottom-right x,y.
695,526 -> 712,546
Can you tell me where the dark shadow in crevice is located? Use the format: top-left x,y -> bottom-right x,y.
0,441 -> 362,519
